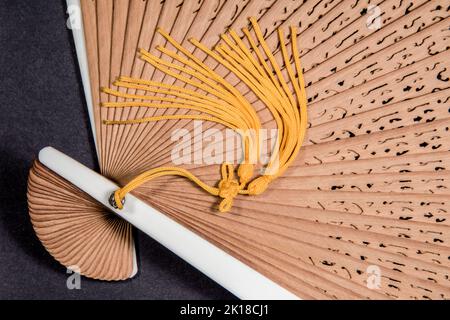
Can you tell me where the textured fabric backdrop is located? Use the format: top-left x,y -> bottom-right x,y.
0,0 -> 234,299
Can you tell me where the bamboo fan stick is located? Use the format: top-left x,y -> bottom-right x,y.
306,88 -> 450,144
131,149 -> 450,192
160,191 -> 450,243
142,179 -> 450,232
234,187 -> 450,220
141,170 -> 450,195
96,0 -> 113,175
80,0 -> 101,157
284,151 -> 450,176
299,119 -> 450,166
144,178 -> 450,230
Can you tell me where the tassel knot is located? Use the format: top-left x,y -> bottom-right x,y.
237,163 -> 254,185
218,164 -> 240,212
247,175 -> 271,195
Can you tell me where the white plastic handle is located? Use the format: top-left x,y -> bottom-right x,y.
66,0 -> 98,154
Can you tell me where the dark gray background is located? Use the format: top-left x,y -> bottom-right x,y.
0,0 -> 234,299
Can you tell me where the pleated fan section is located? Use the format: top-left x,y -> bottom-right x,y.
27,161 -> 135,281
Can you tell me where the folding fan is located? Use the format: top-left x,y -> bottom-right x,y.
27,0 -> 450,299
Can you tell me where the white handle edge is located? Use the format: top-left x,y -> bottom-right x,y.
38,147 -> 300,300
66,0 -> 99,156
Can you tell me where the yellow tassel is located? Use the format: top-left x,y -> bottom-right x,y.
102,18 -> 308,213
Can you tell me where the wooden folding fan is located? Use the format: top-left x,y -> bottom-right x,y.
27,0 -> 450,299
